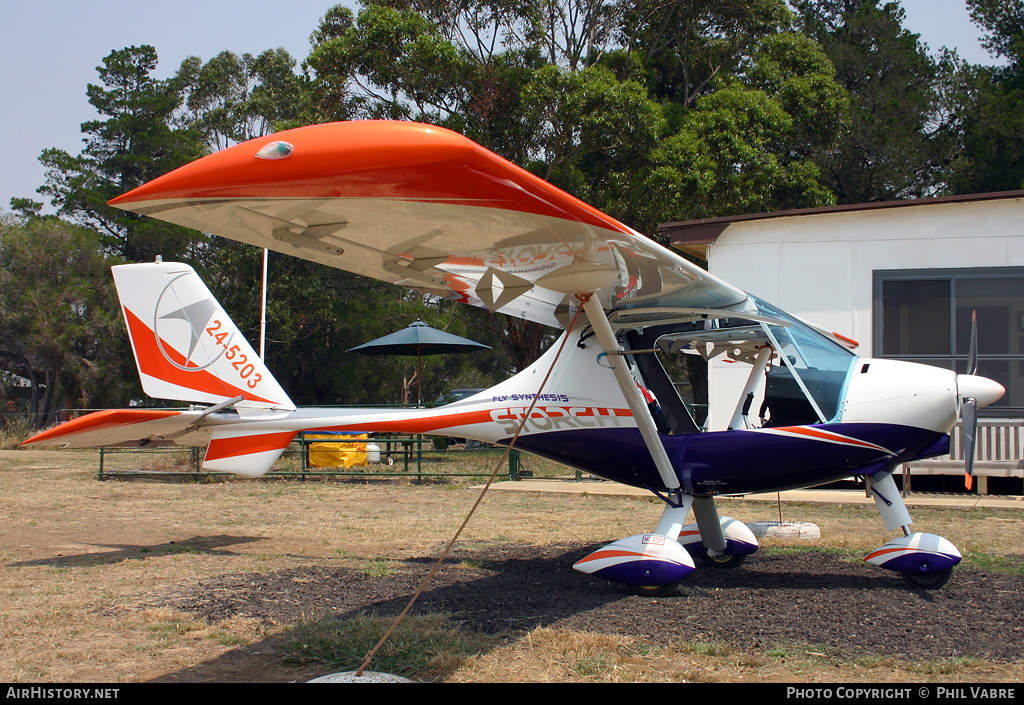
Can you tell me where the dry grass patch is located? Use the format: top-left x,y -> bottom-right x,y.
3,448 -> 1024,683
445,629 -> 1024,683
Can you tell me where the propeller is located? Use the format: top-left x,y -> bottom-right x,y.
961,395 -> 977,491
955,311 -> 1006,490
962,311 -> 978,490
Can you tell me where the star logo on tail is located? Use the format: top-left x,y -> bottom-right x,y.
153,273 -> 226,372
159,298 -> 219,364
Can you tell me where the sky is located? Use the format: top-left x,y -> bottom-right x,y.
0,0 -> 1000,214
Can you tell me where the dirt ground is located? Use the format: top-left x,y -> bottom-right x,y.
2,449 -> 1023,683
148,545 -> 1024,674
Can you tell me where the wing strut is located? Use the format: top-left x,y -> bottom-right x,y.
581,296 -> 680,490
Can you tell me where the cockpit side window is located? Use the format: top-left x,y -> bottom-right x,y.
625,325 -> 703,435
753,296 -> 856,425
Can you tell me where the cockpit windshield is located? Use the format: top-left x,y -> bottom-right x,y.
751,296 -> 856,424
625,295 -> 858,431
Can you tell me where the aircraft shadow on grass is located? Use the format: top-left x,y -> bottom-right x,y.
9,534 -> 266,568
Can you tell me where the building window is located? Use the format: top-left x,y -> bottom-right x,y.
874,268 -> 1024,416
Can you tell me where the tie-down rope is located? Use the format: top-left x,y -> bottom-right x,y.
356,295 -> 591,677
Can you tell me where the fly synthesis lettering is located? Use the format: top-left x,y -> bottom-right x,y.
491,393 -> 569,403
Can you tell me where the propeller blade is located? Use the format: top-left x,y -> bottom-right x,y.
967,310 -> 978,377
962,397 -> 977,490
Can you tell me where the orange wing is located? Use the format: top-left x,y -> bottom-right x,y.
110,121 -> 750,328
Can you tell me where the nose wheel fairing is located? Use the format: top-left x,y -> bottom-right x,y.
862,470 -> 962,588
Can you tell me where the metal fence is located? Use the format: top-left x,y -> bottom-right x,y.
95,433 -> 582,482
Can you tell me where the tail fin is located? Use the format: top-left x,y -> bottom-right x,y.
112,261 -> 295,411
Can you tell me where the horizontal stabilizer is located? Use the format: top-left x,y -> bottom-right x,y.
20,408 -> 207,448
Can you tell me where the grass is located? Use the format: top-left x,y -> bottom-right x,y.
356,557 -> 402,578
282,614 -> 494,681
2,447 -> 1023,682
961,552 -> 1024,574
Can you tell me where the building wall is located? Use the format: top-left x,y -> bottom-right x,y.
703,197 -> 1024,429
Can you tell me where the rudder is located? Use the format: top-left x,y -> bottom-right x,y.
112,261 -> 295,411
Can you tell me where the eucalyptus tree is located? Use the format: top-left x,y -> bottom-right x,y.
175,48 -> 307,152
35,46 -> 207,262
0,216 -> 134,428
303,1 -> 669,368
619,0 -> 793,106
948,0 -> 1024,193
793,0 -> 955,202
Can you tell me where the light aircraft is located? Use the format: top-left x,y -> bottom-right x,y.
23,121 -> 1005,594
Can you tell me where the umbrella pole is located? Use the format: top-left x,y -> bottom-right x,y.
417,353 -> 423,407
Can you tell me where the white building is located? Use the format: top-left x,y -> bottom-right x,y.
661,190 -> 1024,430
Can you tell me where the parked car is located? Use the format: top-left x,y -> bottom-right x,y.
433,388 -> 484,406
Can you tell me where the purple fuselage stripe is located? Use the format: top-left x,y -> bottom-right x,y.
507,424 -> 949,494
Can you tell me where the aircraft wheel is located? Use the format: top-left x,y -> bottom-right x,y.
901,567 -> 953,590
700,552 -> 747,569
631,582 -> 680,597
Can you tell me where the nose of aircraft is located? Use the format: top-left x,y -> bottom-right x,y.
957,374 -> 1005,408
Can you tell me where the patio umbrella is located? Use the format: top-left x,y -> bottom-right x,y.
348,320 -> 490,405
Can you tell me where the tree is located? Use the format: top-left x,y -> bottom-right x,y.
628,30 -> 845,226
947,0 -> 1024,193
0,216 -> 134,428
794,0 -> 954,202
303,2 -> 668,368
175,48 -> 307,152
620,0 -> 793,107
301,0 -> 849,375
14,4 -> 857,415
644,82 -> 836,220
36,46 -> 206,262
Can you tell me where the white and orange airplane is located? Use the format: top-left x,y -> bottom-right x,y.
23,121 -> 1005,594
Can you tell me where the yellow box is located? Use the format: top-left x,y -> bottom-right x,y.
306,433 -> 368,468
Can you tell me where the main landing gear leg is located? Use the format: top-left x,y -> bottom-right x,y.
693,497 -> 727,555
654,496 -> 694,542
677,496 -> 759,568
863,471 -> 961,589
572,295 -> 695,595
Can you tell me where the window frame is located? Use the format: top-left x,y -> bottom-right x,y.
873,267 -> 1024,417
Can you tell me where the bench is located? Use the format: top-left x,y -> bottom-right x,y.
902,419 -> 1024,495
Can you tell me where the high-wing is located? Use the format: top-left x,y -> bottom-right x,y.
110,120 -> 751,328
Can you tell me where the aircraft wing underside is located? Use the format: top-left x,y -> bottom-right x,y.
109,121 -> 752,328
